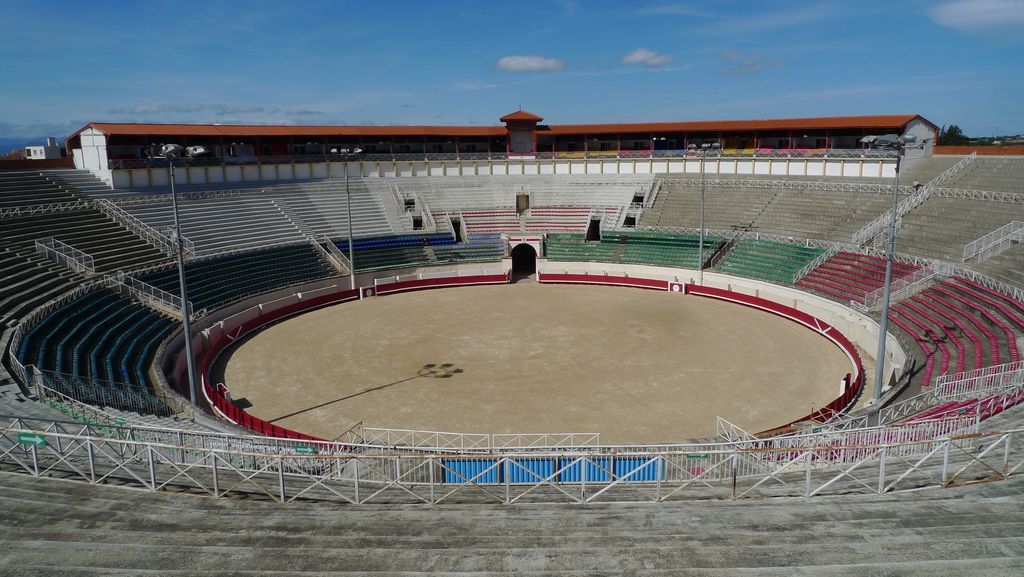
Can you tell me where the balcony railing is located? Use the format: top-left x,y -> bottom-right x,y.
107,148 -> 897,170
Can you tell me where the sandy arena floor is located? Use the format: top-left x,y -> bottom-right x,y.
222,283 -> 851,444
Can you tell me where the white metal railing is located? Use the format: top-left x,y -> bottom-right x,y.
934,361 -> 1024,400
360,427 -> 600,451
0,199 -> 91,219
793,244 -> 839,282
715,417 -> 757,443
4,408 -> 1016,506
308,237 -> 348,275
110,188 -> 244,207
963,221 -> 1024,262
934,187 -> 1024,204
93,198 -> 193,257
117,272 -> 191,318
373,267 -> 505,288
659,178 -> 911,195
863,267 -> 937,309
31,367 -> 192,419
877,378 -> 1024,425
34,237 -> 95,274
851,152 -> 977,246
319,235 -> 351,273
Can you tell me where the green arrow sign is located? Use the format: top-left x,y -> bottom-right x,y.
18,433 -> 46,447
294,446 -> 318,455
686,453 -> 708,460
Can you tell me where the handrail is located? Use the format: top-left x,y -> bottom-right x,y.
934,361 -> 1024,399
851,152 -> 976,246
93,198 -> 194,257
308,236 -> 348,275
31,366 -> 193,421
106,148 -> 899,169
659,177 -> 912,195
34,237 -> 95,275
863,267 -> 937,309
793,244 -> 839,282
0,199 -> 91,220
117,271 -> 191,318
963,221 -> 1024,262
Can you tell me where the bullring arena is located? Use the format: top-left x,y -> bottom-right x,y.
2,109 -> 1023,575
222,283 -> 851,443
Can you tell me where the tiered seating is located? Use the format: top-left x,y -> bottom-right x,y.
125,197 -> 306,254
545,231 -> 715,269
544,233 -> 618,263
753,189 -> 895,240
431,233 -> 505,264
716,239 -> 825,284
897,196 -> 1024,262
137,243 -> 337,311
523,206 -> 618,233
886,278 -> 1024,386
640,184 -> 774,230
15,288 -> 175,415
0,171 -> 81,209
336,234 -> 454,272
944,157 -> 1024,194
796,252 -> 921,304
904,387 -> 1024,423
1,209 -> 169,272
460,209 -> 520,234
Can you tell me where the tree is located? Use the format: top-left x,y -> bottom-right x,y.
939,124 -> 971,146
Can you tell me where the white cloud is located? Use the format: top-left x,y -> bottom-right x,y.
109,103 -> 270,116
930,0 -> 1024,33
718,51 -> 784,76
496,55 -> 566,73
622,48 -> 673,68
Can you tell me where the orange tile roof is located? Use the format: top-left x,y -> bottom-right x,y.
542,115 -> 926,135
500,110 -> 544,122
68,115 -> 932,142
70,123 -> 505,139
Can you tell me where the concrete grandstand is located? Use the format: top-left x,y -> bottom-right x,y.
1,111 -> 1023,575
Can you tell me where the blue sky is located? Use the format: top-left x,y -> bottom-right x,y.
2,0 -> 1023,142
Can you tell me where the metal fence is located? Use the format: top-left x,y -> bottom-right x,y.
34,237 -> 95,275
0,410 -> 1018,505
0,199 -> 92,220
106,149 -> 898,170
93,198 -> 194,257
862,266 -> 937,309
851,152 -> 977,246
934,361 -> 1024,399
962,221 -> 1024,262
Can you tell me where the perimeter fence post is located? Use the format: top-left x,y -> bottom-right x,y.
941,442 -> 950,485
278,456 -> 286,502
877,446 -> 886,494
212,453 -> 219,497
730,453 -> 738,500
1003,435 -> 1012,476
805,451 -> 813,497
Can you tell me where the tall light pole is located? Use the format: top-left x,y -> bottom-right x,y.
865,133 -> 916,403
160,144 -> 197,405
689,141 -> 720,285
336,148 -> 362,290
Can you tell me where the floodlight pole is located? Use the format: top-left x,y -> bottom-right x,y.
345,156 -> 355,290
694,142 -> 718,285
872,143 -> 905,402
168,157 -> 197,405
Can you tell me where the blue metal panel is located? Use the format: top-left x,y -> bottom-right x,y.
559,457 -> 610,483
442,458 -> 500,484
506,458 -> 555,484
614,456 -> 663,482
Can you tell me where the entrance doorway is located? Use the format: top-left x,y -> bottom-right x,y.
510,244 -> 537,282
